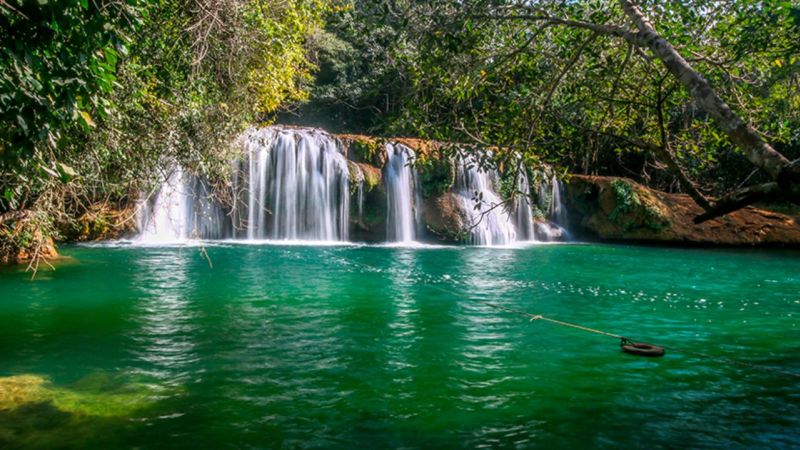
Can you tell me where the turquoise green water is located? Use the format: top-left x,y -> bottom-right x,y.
0,243 -> 798,449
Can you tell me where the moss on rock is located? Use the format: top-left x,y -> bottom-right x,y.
565,175 -> 800,246
416,152 -> 455,199
0,373 -> 165,418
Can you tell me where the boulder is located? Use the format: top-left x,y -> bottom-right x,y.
534,219 -> 567,241
421,192 -> 468,243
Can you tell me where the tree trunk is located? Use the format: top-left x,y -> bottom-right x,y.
617,0 -> 791,181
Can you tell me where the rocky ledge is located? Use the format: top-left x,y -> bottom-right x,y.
564,175 -> 800,247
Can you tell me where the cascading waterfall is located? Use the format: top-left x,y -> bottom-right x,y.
235,128 -> 350,241
454,155 -> 517,246
512,168 -> 536,241
549,173 -> 568,226
135,126 -> 569,245
384,143 -> 420,242
531,172 -> 569,241
357,183 -> 364,222
137,166 -> 227,242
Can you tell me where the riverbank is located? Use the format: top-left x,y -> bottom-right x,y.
565,175 -> 800,248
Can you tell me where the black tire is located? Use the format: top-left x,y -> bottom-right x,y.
621,342 -> 665,357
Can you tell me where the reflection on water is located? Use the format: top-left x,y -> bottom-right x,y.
130,250 -> 198,384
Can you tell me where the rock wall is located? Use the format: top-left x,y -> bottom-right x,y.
565,175 -> 800,247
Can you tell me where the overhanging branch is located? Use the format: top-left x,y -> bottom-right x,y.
694,182 -> 781,223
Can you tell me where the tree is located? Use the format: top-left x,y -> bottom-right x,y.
517,0 -> 799,221
382,0 -> 800,221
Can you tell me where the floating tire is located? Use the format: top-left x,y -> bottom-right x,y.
621,341 -> 665,357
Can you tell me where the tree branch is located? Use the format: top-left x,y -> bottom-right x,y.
694,182 -> 781,223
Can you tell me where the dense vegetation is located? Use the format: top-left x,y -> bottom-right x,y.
2,0 -> 800,260
1,0 -> 324,254
300,1 -> 800,207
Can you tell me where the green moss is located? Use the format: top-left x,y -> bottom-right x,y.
531,205 -> 546,221
609,179 -> 669,232
347,162 -> 380,195
609,179 -> 638,222
0,373 -> 166,418
350,139 -> 383,164
361,166 -> 380,191
416,154 -> 454,199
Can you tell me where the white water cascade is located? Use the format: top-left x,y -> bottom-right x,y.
512,167 -> 536,241
549,174 -> 568,226
135,126 -> 569,245
136,166 -> 228,242
234,128 -> 350,241
537,172 -> 567,226
454,155 -> 518,246
384,143 -> 420,243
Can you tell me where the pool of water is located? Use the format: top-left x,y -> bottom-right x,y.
0,242 -> 798,448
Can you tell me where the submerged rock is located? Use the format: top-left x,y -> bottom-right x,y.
0,373 -> 164,418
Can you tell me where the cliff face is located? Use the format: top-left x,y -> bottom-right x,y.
565,175 -> 800,247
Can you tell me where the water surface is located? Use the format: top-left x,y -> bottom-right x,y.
0,243 -> 798,448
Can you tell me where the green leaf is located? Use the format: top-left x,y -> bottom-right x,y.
56,162 -> 77,182
79,110 -> 96,128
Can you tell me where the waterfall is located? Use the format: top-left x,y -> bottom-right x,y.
136,166 -> 227,242
548,174 -> 568,225
357,182 -> 364,222
235,128 -> 350,241
384,143 -> 420,243
133,126 -> 568,245
454,155 -> 517,246
513,168 -> 535,241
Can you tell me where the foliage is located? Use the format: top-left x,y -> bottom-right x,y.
0,0 -> 326,251
319,0 -> 800,200
609,179 -> 668,231
416,152 -> 454,199
348,138 -> 384,164
0,210 -> 57,264
285,0 -> 412,133
0,0 -> 142,211
609,179 -> 638,221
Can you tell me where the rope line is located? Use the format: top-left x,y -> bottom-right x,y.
327,250 -> 800,379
